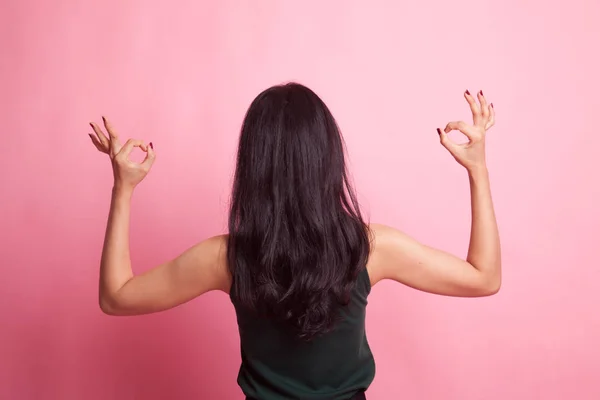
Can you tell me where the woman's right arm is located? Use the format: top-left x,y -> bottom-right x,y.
367,90 -> 501,297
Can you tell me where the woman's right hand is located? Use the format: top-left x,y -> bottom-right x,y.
438,90 -> 495,172
88,117 -> 155,192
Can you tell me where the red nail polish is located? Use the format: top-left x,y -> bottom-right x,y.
480,90 -> 484,96
491,103 -> 494,108
149,142 -> 154,149
437,128 -> 442,135
465,90 -> 470,95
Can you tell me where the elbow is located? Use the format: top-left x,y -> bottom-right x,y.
482,271 -> 502,296
484,279 -> 501,296
99,298 -> 117,315
99,294 -> 123,316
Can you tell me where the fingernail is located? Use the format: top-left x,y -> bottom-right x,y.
437,128 -> 442,136
491,103 -> 494,108
465,90 -> 470,95
149,142 -> 154,149
479,90 -> 484,96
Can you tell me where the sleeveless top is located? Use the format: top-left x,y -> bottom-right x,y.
230,268 -> 376,400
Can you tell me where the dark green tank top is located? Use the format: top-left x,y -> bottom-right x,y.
231,268 -> 375,400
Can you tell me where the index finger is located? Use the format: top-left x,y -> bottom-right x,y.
444,121 -> 479,141
117,139 -> 146,159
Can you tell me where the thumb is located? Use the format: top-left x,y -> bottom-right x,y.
141,142 -> 156,170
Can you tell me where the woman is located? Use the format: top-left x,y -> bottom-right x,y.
88,83 -> 500,400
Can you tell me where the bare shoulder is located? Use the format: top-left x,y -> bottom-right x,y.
189,234 -> 232,293
211,234 -> 232,293
368,223 -> 398,238
366,223 -> 429,286
366,223 -> 403,286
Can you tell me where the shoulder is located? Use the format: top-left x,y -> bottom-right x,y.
366,223 -> 415,286
368,223 -> 407,251
366,224 -> 391,286
368,223 -> 396,238
192,234 -> 232,293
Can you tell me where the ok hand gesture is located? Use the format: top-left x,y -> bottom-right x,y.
438,90 -> 495,172
88,117 -> 155,191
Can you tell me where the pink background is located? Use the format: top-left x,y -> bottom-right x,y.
1,1 -> 599,399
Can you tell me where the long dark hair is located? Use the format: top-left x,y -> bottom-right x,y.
227,82 -> 370,340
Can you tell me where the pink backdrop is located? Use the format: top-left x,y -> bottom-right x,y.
1,1 -> 599,399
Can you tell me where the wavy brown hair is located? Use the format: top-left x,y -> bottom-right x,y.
227,83 -> 370,340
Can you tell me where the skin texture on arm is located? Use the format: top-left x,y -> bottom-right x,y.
100,188 -> 230,315
367,90 -> 501,297
367,169 -> 500,297
89,118 -> 230,316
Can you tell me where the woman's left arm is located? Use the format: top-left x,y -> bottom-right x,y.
89,118 -> 230,316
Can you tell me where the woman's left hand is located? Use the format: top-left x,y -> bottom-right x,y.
88,116 -> 155,191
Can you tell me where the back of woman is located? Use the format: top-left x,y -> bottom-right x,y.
227,84 -> 374,399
